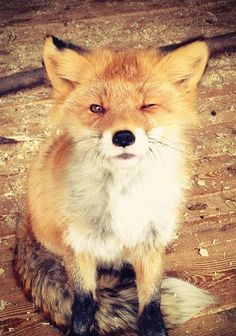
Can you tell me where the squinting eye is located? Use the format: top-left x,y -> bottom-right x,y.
142,104 -> 157,109
90,104 -> 105,113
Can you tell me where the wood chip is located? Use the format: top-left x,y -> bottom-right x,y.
0,299 -> 8,311
0,136 -> 18,144
199,247 -> 209,257
188,203 -> 208,211
197,179 -> 206,186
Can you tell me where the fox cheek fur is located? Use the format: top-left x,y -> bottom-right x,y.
14,35 -> 214,336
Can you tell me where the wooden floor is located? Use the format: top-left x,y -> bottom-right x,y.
0,0 -> 235,335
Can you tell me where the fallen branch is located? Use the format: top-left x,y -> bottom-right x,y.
0,68 -> 46,96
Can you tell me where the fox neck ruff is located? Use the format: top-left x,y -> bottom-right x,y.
63,134 -> 186,264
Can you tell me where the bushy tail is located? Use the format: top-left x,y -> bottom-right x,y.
161,277 -> 215,328
14,220 -> 215,335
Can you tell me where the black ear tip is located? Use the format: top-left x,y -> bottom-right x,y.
50,35 -> 67,50
160,35 -> 205,53
45,35 -> 87,54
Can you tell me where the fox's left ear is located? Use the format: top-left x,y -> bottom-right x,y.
43,36 -> 90,97
159,41 -> 209,93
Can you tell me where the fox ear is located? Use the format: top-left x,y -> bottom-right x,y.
43,36 -> 90,97
159,41 -> 209,93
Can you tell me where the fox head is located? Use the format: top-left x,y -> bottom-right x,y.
43,36 -> 209,169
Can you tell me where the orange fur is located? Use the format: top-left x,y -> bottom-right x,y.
23,36 -> 209,335
33,37 -> 208,253
73,253 -> 97,295
128,245 -> 164,312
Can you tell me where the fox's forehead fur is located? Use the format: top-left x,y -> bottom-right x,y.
76,48 -> 164,106
73,49 -> 165,110
89,48 -> 161,81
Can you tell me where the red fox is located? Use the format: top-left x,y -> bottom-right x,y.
14,36 -> 214,336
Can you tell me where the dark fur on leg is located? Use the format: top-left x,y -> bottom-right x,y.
69,291 -> 97,336
138,300 -> 167,336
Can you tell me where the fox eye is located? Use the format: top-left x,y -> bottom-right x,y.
142,104 -> 157,109
90,104 -> 105,113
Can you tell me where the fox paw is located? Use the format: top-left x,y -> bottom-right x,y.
68,292 -> 97,336
138,300 -> 168,336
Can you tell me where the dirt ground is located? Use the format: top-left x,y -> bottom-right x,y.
0,1 -> 235,335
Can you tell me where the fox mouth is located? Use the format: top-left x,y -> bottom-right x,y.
114,153 -> 136,160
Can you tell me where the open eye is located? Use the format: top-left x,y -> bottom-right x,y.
142,104 -> 157,109
90,104 -> 105,113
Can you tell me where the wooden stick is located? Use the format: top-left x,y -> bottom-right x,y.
0,67 -> 46,96
160,31 -> 236,56
0,32 -> 235,96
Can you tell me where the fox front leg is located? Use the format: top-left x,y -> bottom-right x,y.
130,245 -> 167,336
66,252 -> 97,336
138,300 -> 167,336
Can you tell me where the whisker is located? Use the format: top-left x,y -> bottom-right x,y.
156,122 -> 196,128
145,149 -> 153,163
148,136 -> 186,153
149,145 -> 166,166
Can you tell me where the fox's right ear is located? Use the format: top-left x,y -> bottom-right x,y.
43,36 -> 90,97
158,41 -> 209,94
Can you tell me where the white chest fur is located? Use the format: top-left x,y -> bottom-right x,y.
64,149 -> 185,263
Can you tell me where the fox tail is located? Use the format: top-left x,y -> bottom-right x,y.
161,277 -> 215,328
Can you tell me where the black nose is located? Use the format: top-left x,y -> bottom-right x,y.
112,130 -> 135,147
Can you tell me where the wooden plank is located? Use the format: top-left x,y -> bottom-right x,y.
1,317 -> 59,336
171,308 -> 236,336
